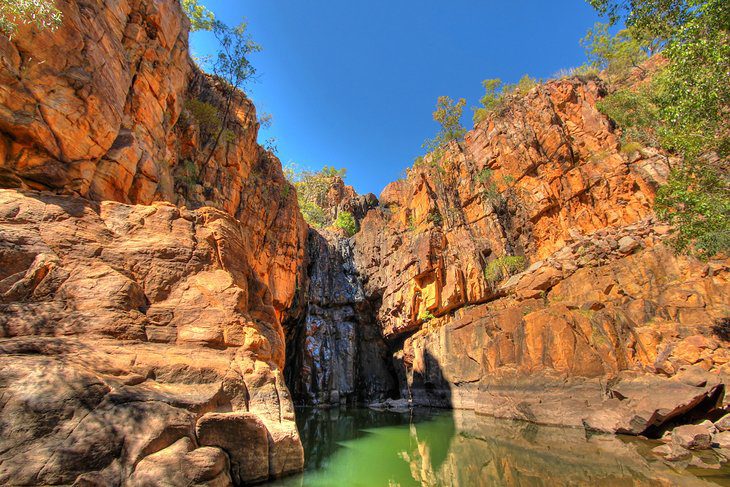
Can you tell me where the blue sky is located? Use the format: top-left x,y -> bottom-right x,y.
191,1 -> 605,196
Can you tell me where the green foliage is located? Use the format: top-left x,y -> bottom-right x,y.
334,210 -> 357,236
418,310 -> 436,322
620,141 -> 644,154
596,87 -> 660,147
182,0 -> 214,32
427,209 -> 442,226
586,0 -> 729,257
484,255 -> 527,286
185,98 -> 221,135
473,75 -> 539,125
651,0 -> 730,158
474,168 -> 493,185
474,168 -> 500,201
210,21 -> 261,92
423,96 -> 466,152
407,214 -> 416,232
587,0 -> 698,49
176,159 -> 200,187
655,162 -> 729,258
285,164 -> 348,229
299,201 -> 328,229
0,0 -> 62,38
581,23 -> 649,82
473,78 -> 504,125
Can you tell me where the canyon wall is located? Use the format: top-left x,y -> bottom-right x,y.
352,77 -> 729,431
287,76 -> 729,432
0,0 -> 307,484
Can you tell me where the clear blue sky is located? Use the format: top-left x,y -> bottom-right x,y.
191,1 -> 605,196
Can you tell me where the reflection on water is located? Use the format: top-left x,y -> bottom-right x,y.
269,407 -> 730,487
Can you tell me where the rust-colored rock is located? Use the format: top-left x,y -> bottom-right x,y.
348,76 -> 729,432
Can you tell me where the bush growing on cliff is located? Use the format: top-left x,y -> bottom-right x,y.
581,23 -> 649,82
423,96 -> 466,152
184,98 -> 221,135
285,164 -> 348,228
587,0 -> 730,258
655,163 -> 729,258
0,0 -> 62,37
201,20 -> 261,165
334,210 -> 357,236
418,310 -> 436,322
484,255 -> 526,287
299,201 -> 328,228
473,75 -> 539,125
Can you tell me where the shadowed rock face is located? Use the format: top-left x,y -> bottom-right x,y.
285,228 -> 396,406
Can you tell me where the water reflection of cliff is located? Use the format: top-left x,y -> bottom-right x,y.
271,408 -> 727,487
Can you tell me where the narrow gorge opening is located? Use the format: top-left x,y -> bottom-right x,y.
282,226 -> 401,408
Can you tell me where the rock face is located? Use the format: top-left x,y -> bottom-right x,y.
0,0 -> 307,485
346,77 -> 730,430
0,190 -> 304,485
285,224 -> 395,406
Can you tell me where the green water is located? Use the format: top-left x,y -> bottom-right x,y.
269,407 -> 730,487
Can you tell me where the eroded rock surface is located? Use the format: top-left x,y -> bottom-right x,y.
347,77 -> 730,431
0,0 -> 307,484
0,190 -> 304,484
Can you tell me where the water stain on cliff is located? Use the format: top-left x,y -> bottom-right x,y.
284,228 -> 398,406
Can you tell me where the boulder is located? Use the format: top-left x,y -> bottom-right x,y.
196,412 -> 270,485
713,431 -> 730,449
715,413 -> 730,432
671,424 -> 713,450
617,236 -> 640,254
128,438 -> 232,486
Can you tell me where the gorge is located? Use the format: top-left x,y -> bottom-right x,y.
0,0 -> 728,485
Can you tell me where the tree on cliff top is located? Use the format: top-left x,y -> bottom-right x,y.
423,96 -> 466,152
182,0 -> 215,32
0,0 -> 62,38
202,20 -> 262,166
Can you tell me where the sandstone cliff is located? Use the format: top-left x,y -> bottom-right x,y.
285,76 -> 729,435
0,0 -> 307,484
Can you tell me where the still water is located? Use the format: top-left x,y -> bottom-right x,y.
269,407 -> 730,487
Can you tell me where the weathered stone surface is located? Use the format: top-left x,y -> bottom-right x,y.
346,75 -> 729,433
672,424 -> 713,450
715,413 -> 730,432
652,443 -> 692,462
285,229 -> 396,406
714,431 -> 730,449
196,412 -> 270,485
128,438 -> 231,487
0,190 -> 303,482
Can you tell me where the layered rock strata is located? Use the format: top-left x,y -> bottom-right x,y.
279,77 -> 729,435
347,77 -> 729,432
